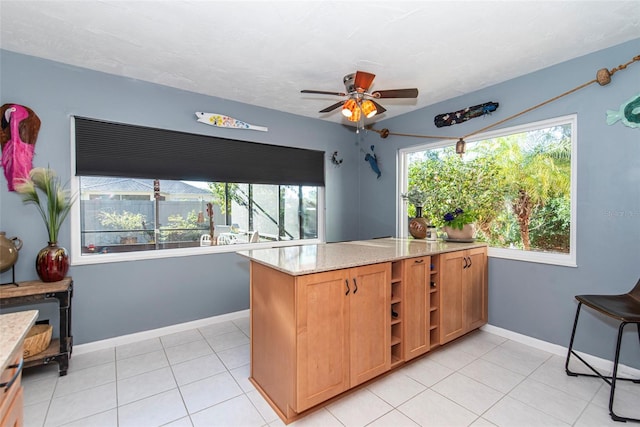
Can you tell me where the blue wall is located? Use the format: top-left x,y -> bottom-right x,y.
357,38 -> 640,368
0,49 -> 360,343
1,39 -> 639,369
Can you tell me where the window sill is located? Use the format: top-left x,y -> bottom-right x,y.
70,238 -> 323,266
488,247 -> 576,267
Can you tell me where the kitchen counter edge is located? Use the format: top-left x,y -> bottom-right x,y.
237,238 -> 487,276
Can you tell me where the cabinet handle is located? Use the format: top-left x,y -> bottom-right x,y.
345,279 -> 350,295
415,259 -> 424,264
353,278 -> 358,294
463,257 -> 468,269
0,358 -> 23,392
467,256 -> 472,268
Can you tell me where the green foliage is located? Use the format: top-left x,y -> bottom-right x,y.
98,210 -> 146,231
402,187 -> 427,207
407,124 -> 571,253
529,197 -> 571,253
14,167 -> 76,242
407,146 -> 503,227
159,210 -> 204,242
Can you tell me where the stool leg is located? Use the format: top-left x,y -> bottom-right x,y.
565,302 -> 582,376
609,322 -> 639,423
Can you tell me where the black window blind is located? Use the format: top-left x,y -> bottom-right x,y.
74,117 -> 325,186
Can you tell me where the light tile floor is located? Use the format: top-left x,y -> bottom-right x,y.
22,316 -> 640,427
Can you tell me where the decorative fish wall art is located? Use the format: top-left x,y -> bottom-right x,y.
606,93 -> 640,129
434,101 -> 499,128
364,145 -> 381,179
195,112 -> 268,132
0,104 -> 41,191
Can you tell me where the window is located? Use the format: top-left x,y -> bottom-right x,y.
70,117 -> 325,264
398,115 -> 576,266
75,177 -> 319,258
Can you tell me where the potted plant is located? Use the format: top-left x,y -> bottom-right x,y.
442,208 -> 478,240
14,167 -> 75,281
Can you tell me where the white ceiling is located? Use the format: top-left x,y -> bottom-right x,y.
1,1 -> 639,126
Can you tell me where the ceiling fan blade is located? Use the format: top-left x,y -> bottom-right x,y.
354,71 -> 376,91
301,89 -> 347,96
372,88 -> 419,99
319,101 -> 345,113
370,100 -> 387,114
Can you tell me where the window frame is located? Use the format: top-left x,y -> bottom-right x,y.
397,114 -> 577,267
69,119 -> 325,266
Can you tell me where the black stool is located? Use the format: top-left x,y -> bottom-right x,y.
565,278 -> 640,423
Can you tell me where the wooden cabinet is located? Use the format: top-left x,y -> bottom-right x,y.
296,263 -> 390,410
403,256 -> 429,360
346,264 -> 391,386
247,242 -> 487,424
439,247 -> 488,344
294,269 -> 349,410
1,345 -> 25,427
402,255 -> 441,361
250,261 -> 390,418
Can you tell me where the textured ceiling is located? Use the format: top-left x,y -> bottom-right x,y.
1,1 -> 639,126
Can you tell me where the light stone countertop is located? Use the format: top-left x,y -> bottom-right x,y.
0,310 -> 38,372
237,237 -> 487,275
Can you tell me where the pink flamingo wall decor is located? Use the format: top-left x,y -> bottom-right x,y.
0,104 -> 41,191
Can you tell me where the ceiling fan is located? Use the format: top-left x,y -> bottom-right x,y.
301,71 -> 419,123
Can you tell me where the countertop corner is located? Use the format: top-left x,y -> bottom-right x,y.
0,310 -> 38,371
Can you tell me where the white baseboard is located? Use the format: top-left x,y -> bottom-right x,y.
73,309 -> 250,355
74,313 -> 639,380
482,324 -> 640,379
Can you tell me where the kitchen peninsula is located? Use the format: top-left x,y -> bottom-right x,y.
238,238 -> 488,424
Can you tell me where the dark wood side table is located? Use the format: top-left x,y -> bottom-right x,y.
0,277 -> 73,376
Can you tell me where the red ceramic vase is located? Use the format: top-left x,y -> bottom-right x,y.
35,242 -> 69,282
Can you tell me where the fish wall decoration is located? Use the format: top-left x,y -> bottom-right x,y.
606,93 -> 640,129
195,112 -> 268,132
434,101 -> 499,128
364,145 -> 381,179
0,104 -> 41,191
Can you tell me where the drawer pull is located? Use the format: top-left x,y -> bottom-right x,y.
1,358 -> 23,392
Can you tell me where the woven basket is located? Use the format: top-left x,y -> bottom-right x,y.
23,324 -> 52,358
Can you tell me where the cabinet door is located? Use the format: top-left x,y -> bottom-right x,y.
0,350 -> 23,427
439,251 -> 465,344
0,387 -> 23,427
296,270 -> 350,411
465,248 -> 488,330
403,257 -> 430,360
349,263 -> 391,387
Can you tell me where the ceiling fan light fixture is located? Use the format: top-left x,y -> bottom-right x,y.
347,104 -> 361,122
361,99 -> 377,118
342,98 -> 357,118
